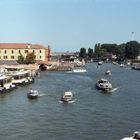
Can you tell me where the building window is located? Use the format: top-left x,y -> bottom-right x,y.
11,56 -> 14,59
40,50 -> 42,53
12,50 -> 14,54
40,56 -> 42,59
19,50 -> 21,54
33,50 -> 35,53
25,50 -> 28,53
3,56 -> 7,59
5,50 -> 7,54
0,56 -> 1,59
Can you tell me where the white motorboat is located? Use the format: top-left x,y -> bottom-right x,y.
61,91 -> 74,102
98,61 -> 103,65
0,75 -> 16,93
121,131 -> 140,140
72,68 -> 87,73
96,78 -> 112,91
105,70 -> 112,75
9,70 -> 34,85
120,63 -> 125,68
27,89 -> 39,99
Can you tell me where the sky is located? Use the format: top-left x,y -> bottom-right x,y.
0,0 -> 140,52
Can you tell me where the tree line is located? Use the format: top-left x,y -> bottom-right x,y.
79,41 -> 140,61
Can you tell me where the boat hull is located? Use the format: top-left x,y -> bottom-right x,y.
61,97 -> 73,102
27,93 -> 38,99
27,90 -> 38,99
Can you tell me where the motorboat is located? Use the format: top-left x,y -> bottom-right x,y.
61,91 -> 74,102
72,68 -> 87,73
98,61 -> 103,65
120,63 -> 125,68
0,75 -> 16,93
27,89 -> 39,99
105,70 -> 112,75
121,131 -> 140,140
96,78 -> 112,91
8,70 -> 34,85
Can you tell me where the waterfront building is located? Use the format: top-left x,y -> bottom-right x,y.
0,43 -> 51,64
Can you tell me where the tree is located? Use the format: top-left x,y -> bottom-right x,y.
17,54 -> 25,64
88,48 -> 94,58
116,43 -> 126,61
79,48 -> 86,58
94,43 -> 101,58
125,41 -> 140,59
94,43 -> 107,59
25,52 -> 36,64
101,44 -> 117,54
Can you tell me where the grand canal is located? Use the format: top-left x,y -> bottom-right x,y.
0,63 -> 140,140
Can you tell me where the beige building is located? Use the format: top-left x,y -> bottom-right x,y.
0,43 -> 51,64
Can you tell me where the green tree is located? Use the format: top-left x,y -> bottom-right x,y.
101,44 -> 117,54
94,43 -> 101,58
79,48 -> 86,58
88,48 -> 94,58
17,54 -> 25,64
25,52 -> 36,64
125,41 -> 140,59
116,43 -> 126,61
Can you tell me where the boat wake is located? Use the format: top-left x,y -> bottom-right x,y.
38,94 -> 46,97
110,87 -> 119,93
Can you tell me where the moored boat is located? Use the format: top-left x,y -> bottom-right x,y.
61,91 -> 74,103
0,75 -> 16,93
8,70 -> 34,85
96,78 -> 112,91
27,89 -> 39,99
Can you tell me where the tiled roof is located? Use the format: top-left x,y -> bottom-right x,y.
0,43 -> 47,49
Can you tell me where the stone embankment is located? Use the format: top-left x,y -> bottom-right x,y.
48,62 -> 74,71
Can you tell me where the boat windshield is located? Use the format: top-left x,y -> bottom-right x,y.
65,95 -> 72,97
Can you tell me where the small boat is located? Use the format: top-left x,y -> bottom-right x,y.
98,61 -> 103,65
72,68 -> 87,73
61,91 -> 74,103
105,70 -> 112,75
96,78 -> 112,91
27,89 -> 39,99
120,63 -> 125,68
121,131 -> 140,140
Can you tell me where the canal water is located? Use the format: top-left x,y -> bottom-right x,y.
0,63 -> 140,140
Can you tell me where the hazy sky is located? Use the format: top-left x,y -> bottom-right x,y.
0,0 -> 139,52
